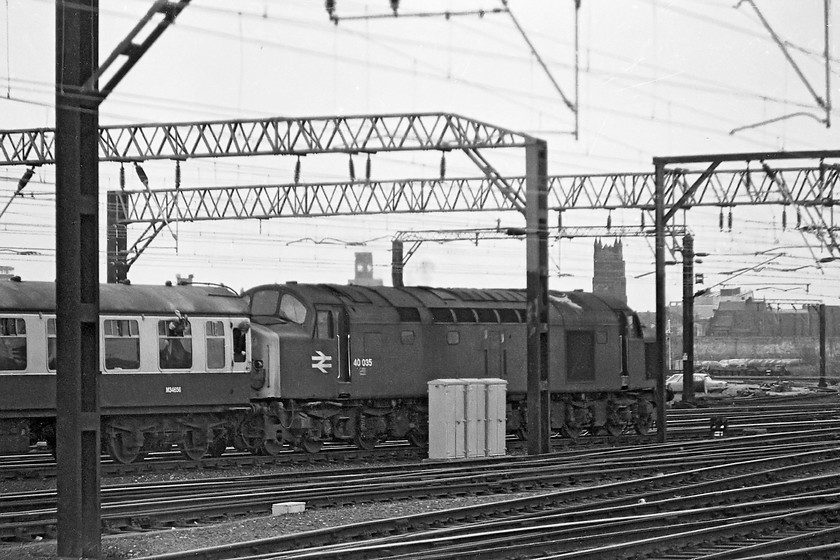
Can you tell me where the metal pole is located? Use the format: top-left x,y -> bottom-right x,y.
391,239 -> 404,288
106,190 -> 128,283
55,0 -> 101,558
654,159 -> 667,443
526,139 -> 550,455
825,0 -> 832,128
819,303 -> 827,388
682,233 -> 695,403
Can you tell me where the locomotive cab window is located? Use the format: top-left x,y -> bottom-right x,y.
315,310 -> 334,339
251,290 -> 307,325
280,294 -> 307,324
159,319 -> 192,370
103,319 -> 140,370
205,321 -> 226,369
0,317 -> 26,371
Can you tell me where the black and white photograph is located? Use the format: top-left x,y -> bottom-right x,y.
0,1 -> 838,558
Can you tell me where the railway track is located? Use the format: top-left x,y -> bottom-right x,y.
94,428 -> 840,560
2,399 -> 838,481
2,427 -> 839,546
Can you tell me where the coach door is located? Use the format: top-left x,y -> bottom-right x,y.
314,305 -> 350,385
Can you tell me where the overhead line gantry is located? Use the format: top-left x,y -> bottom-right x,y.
0,112 -> 553,458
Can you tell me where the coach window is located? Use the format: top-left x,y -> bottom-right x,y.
104,319 -> 140,370
159,319 -> 193,370
316,310 -> 334,339
206,321 -> 226,369
0,318 -> 26,370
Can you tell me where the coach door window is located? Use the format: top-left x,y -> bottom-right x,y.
206,321 -> 225,369
232,325 -> 247,363
104,319 -> 141,370
159,319 -> 193,369
0,318 -> 26,370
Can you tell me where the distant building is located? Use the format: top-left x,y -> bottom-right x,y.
0,265 -> 14,280
592,239 -> 626,304
349,252 -> 382,287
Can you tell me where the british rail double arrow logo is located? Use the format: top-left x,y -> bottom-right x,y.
311,350 -> 333,374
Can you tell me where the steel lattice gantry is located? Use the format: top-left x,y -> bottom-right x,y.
108,159 -> 840,277
0,112 -> 553,455
0,112 -> 532,163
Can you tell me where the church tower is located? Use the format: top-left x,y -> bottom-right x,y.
592,239 -> 627,304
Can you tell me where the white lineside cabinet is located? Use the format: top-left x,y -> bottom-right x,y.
427,378 -> 507,459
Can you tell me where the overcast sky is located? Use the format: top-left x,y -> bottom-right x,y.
0,0 -> 838,311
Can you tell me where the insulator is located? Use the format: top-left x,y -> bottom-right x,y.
365,153 -> 371,181
797,208 -> 802,228
640,211 -> 645,229
175,160 -> 181,189
325,0 -> 335,16
728,209 -> 733,231
349,155 -> 355,181
294,157 -> 301,184
782,207 -> 787,230
440,152 -> 446,180
390,0 -> 399,15
606,211 -> 612,231
134,162 -> 149,188
17,167 -> 34,192
119,164 -> 126,191
719,208 -> 724,231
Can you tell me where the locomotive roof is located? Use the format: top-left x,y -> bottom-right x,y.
0,280 -> 248,316
253,283 -> 634,320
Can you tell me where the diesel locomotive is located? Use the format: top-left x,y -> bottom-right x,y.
0,278 -> 657,463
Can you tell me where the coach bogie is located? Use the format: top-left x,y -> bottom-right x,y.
104,422 -> 145,464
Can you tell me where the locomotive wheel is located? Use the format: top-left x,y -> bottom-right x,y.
179,431 -> 209,461
635,415 -> 654,435
207,436 -> 228,458
237,415 -> 265,455
354,433 -> 378,451
605,422 -> 624,437
560,424 -> 581,440
406,429 -> 428,448
262,438 -> 285,456
301,437 -> 323,453
107,431 -> 144,464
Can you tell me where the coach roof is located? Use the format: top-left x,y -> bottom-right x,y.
0,280 -> 247,316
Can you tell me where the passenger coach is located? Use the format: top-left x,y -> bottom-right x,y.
0,279 -> 251,462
